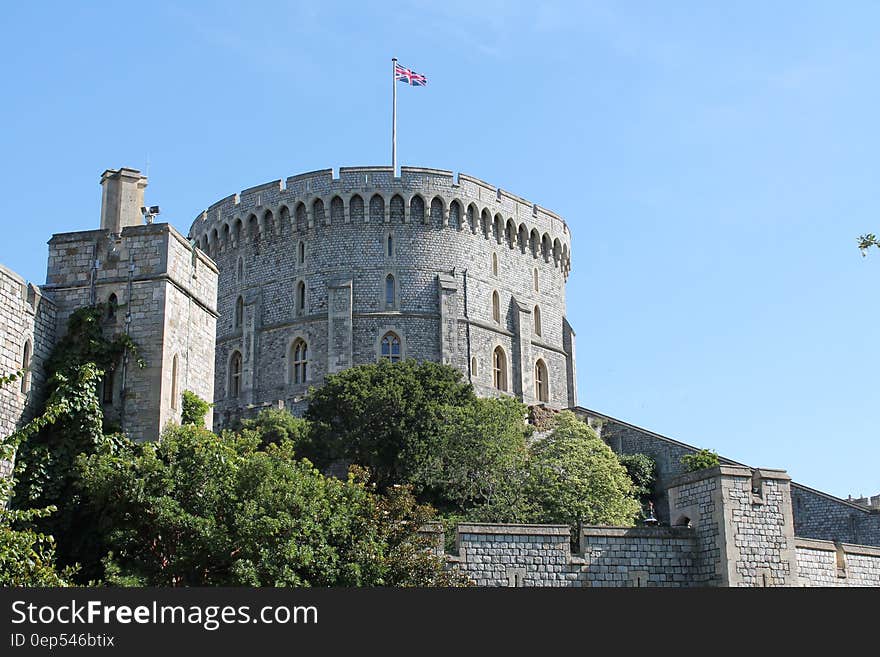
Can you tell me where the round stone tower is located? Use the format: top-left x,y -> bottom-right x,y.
188,166 -> 575,428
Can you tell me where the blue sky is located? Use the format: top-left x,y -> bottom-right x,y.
1,1 -> 877,499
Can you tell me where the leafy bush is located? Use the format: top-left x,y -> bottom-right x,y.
180,390 -> 211,427
240,407 -> 309,449
617,453 -> 656,503
680,448 -> 720,473
527,412 -> 641,526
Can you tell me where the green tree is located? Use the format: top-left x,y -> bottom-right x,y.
303,360 -> 475,490
527,412 -> 641,526
858,233 -> 879,256
417,397 -> 535,522
240,407 -> 310,449
680,448 -> 720,473
617,453 -> 657,506
78,424 -> 467,586
180,390 -> 211,427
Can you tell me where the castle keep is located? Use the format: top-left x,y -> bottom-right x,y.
1,165 -> 878,586
186,166 -> 576,427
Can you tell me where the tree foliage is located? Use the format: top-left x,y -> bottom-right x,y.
303,360 -> 475,490
240,407 -> 310,449
680,448 -> 720,473
527,412 -> 641,526
617,453 -> 657,505
78,425 -> 468,586
180,390 -> 211,428
858,233 -> 879,256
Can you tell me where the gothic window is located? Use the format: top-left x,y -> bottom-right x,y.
295,203 -> 307,232
534,306 -> 542,336
331,196 -> 344,223
20,340 -> 31,394
410,195 -> 425,223
107,293 -> 118,321
449,200 -> 461,229
298,241 -> 305,266
430,196 -> 443,225
492,291 -> 500,323
535,359 -> 548,402
296,281 -> 307,314
350,194 -> 364,222
492,253 -> 498,277
387,234 -> 394,258
229,350 -> 242,398
236,257 -> 244,282
312,198 -> 325,224
385,274 -> 396,308
390,195 -> 405,223
171,354 -> 179,410
291,339 -> 308,384
533,268 -> 539,292
380,332 -> 401,363
471,356 -> 478,378
493,346 -> 507,392
370,194 -> 384,223
280,205 -> 291,232
234,296 -> 244,330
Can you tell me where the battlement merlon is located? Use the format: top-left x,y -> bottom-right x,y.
187,165 -> 572,246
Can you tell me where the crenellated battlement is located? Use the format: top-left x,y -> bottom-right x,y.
188,166 -> 572,277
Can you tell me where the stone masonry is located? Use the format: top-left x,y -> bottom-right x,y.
186,166 -> 576,427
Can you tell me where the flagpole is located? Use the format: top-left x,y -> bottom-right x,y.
392,57 -> 398,177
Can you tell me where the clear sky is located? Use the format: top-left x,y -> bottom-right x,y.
1,2 -> 877,499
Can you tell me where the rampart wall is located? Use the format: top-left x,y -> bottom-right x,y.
573,406 -> 880,547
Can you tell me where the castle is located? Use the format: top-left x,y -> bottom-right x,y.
1,166 -> 878,586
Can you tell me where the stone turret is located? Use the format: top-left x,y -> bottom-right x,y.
99,167 -> 148,234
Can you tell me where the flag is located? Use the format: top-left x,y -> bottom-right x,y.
394,62 -> 427,86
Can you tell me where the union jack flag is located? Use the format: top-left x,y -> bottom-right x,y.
395,62 -> 427,86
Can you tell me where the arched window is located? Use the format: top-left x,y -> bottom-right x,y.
229,351 -> 242,398
410,196 -> 425,223
312,198 -> 325,224
107,293 -> 118,321
535,359 -> 549,402
385,274 -> 396,308
296,281 -> 306,314
493,346 -> 507,392
291,339 -> 308,384
236,257 -> 244,282
492,253 -> 498,276
297,241 -> 305,266
370,194 -> 384,223
492,291 -> 500,323
471,356 -> 478,378
234,296 -> 244,330
171,354 -> 179,410
350,194 -> 364,222
380,332 -> 401,362
331,196 -> 344,223
534,305 -> 542,336
449,200 -> 461,229
390,194 -> 405,223
387,234 -> 394,258
20,340 -> 31,394
533,268 -> 539,292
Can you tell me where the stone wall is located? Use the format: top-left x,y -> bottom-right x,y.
433,465 -> 880,587
795,538 -> 880,587
44,222 -> 218,442
443,523 -> 695,587
573,406 -> 880,547
0,264 -> 56,477
187,166 -> 575,427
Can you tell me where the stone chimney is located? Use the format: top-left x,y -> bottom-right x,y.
100,167 -> 148,233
